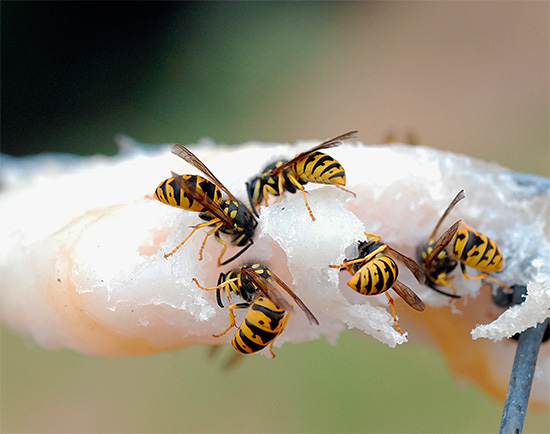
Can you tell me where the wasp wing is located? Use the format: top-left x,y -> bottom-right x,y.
268,271 -> 319,325
241,268 -> 319,326
270,130 -> 358,176
392,280 -> 425,311
429,189 -> 465,240
171,144 -> 239,202
173,174 -> 234,228
386,246 -> 426,284
240,268 -> 293,312
424,219 -> 461,267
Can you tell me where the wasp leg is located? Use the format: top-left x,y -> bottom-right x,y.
335,184 -> 356,198
164,227 -> 200,259
460,263 -> 511,293
329,259 -> 357,276
264,183 -> 272,207
268,312 -> 291,358
329,259 -> 359,274
213,302 -> 250,338
164,219 -> 220,259
197,221 -> 225,262
385,292 -> 404,335
276,173 -> 285,204
193,276 -> 241,312
213,231 -> 228,267
429,273 -> 460,298
192,276 -> 239,292
286,174 -> 315,221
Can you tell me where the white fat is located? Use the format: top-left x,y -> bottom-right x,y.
0,140 -> 549,362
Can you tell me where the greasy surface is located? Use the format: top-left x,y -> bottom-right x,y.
1,141 -> 549,406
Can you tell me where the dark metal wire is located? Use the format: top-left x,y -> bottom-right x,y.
498,317 -> 550,434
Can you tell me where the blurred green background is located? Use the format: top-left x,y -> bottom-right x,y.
1,2 -> 548,433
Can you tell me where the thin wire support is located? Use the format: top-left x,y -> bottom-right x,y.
498,317 -> 550,434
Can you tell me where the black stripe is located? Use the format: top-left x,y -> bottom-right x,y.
373,262 -> 386,294
251,303 -> 285,327
479,239 -> 495,264
302,153 -> 323,170
155,183 -> 166,201
355,271 -> 364,294
252,301 -> 284,317
168,179 -> 187,207
232,338 -> 249,354
319,162 -> 342,177
364,267 -> 374,295
245,319 -> 279,344
383,257 -> 397,286
233,330 -> 264,353
463,232 -> 486,261
310,154 -> 333,173
328,170 -> 345,180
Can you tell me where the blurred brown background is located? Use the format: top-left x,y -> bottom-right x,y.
3,2 -> 548,175
2,2 -> 548,433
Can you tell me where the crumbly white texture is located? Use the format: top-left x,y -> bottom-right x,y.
0,138 -> 548,358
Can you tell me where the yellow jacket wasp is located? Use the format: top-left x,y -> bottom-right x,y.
194,263 -> 319,357
330,233 -> 425,335
155,145 -> 257,266
246,131 -> 358,221
420,190 -> 509,297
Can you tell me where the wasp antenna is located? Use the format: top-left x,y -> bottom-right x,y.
245,181 -> 260,218
427,283 -> 462,299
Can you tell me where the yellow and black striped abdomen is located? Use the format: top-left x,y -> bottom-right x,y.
154,175 -> 221,212
348,255 -> 398,296
231,296 -> 287,354
453,228 -> 504,272
292,151 -> 346,186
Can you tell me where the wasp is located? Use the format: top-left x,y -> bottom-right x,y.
420,189 -> 509,297
246,130 -> 358,221
193,263 -> 319,357
156,144 -> 257,266
417,190 -> 465,298
330,232 -> 426,335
